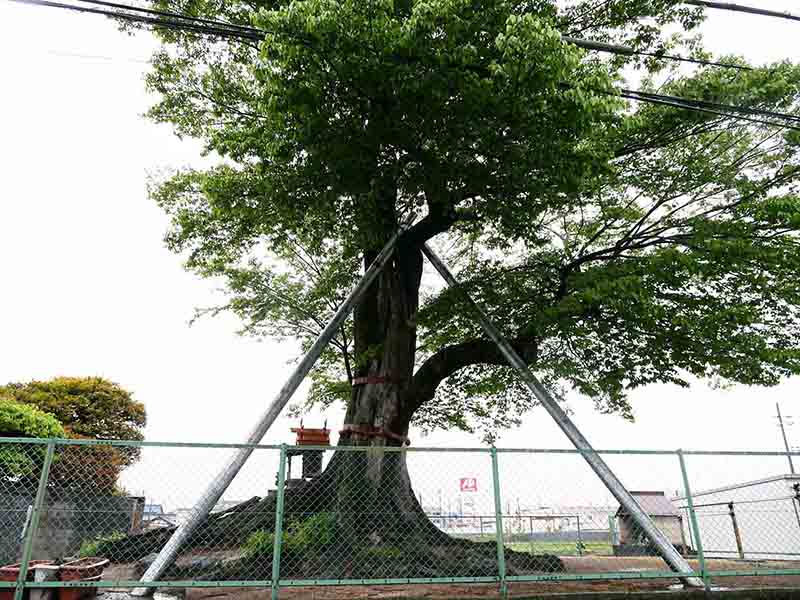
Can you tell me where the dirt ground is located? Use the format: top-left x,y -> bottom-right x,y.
170,556 -> 800,600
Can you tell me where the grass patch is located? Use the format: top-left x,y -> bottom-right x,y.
506,541 -> 613,556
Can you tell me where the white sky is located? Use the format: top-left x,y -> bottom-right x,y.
1,0 -> 799,508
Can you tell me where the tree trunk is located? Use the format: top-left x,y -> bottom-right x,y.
334,240 -> 428,548
95,238 -> 560,576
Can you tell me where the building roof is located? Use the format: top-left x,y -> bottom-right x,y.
672,474 -> 800,501
144,504 -> 164,515
616,491 -> 680,517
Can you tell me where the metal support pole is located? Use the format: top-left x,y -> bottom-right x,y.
683,508 -> 694,553
271,445 -> 288,600
792,484 -> 800,535
776,403 -> 795,475
421,244 -> 703,588
490,448 -> 507,599
15,442 -> 55,600
679,516 -> 688,557
135,231 -> 403,594
728,502 -> 744,559
608,515 -> 619,546
576,515 -> 583,556
678,450 -> 709,589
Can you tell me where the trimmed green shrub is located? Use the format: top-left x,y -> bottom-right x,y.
0,398 -> 65,480
243,529 -> 275,557
79,531 -> 126,557
243,512 -> 337,556
0,398 -> 64,438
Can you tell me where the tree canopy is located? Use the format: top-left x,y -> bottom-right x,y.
0,377 -> 147,490
0,398 -> 65,439
143,0 -> 800,440
0,398 -> 65,481
0,377 -> 146,443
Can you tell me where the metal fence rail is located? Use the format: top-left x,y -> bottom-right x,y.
1,437 -> 800,599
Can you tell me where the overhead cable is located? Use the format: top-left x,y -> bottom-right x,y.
11,0 -> 798,131
622,88 -> 800,125
684,0 -> 800,23
617,89 -> 800,131
73,0 -> 263,36
562,36 -> 751,71
15,0 -> 751,71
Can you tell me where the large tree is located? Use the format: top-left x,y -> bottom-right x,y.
1,377 -> 147,491
130,0 -> 800,572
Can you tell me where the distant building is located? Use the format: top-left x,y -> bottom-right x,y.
673,474 -> 800,560
142,503 -> 177,530
143,504 -> 164,521
614,491 -> 686,555
212,500 -> 245,513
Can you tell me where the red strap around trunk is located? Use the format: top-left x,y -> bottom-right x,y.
339,423 -> 410,446
351,375 -> 401,386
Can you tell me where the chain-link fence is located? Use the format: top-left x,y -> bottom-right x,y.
2,438 -> 800,598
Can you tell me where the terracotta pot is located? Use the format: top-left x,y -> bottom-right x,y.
55,575 -> 100,600
57,558 -> 108,600
57,559 -> 108,582
0,562 -> 55,600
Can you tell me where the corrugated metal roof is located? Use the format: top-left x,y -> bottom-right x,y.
672,474 -> 800,500
616,491 -> 680,517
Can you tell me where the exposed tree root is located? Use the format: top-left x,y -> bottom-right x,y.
98,452 -> 564,579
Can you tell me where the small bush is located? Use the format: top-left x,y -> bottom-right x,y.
242,512 -> 337,557
0,398 -> 64,438
284,512 -> 336,551
79,531 -> 126,557
243,529 -> 275,557
0,399 -> 65,480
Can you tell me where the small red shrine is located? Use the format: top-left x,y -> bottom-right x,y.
286,421 -> 330,482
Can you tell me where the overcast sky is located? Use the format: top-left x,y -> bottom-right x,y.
1,0 -> 799,507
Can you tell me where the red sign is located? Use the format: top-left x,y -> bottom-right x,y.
459,477 -> 478,493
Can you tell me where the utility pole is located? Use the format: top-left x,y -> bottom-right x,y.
777,402 -> 795,475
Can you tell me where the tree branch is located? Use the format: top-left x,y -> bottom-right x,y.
393,336 -> 538,430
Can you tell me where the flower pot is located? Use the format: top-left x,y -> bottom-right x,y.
0,562 -> 55,600
57,559 -> 108,582
55,575 -> 100,600
30,564 -> 60,600
57,558 -> 108,600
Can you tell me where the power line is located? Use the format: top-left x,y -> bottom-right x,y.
14,0 -> 750,71
684,0 -> 800,23
10,0 -> 264,42
617,89 -> 800,131
44,48 -> 149,63
622,88 -> 800,125
11,0 -> 799,131
73,0 -> 262,36
562,36 -> 751,71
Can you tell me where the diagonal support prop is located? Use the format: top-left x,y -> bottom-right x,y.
134,230 -> 404,595
421,243 -> 704,588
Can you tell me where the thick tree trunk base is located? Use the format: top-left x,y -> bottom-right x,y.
98,452 -> 564,579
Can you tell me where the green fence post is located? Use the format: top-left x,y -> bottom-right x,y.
15,441 -> 56,600
677,449 -> 709,590
490,447 -> 507,599
271,444 -> 288,600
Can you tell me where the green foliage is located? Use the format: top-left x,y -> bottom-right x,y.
0,377 -> 146,443
79,531 -> 126,558
0,377 -> 146,491
0,398 -> 64,439
283,512 -> 336,550
0,398 -> 64,480
243,512 -> 336,556
141,0 -> 800,439
242,529 -> 275,557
